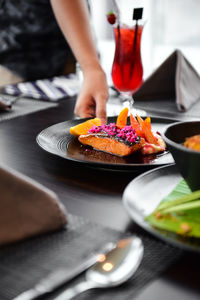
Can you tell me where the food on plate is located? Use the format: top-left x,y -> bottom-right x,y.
69,118 -> 101,136
130,114 -> 166,155
184,134 -> 200,152
79,124 -> 144,157
69,108 -> 166,157
116,107 -> 129,127
146,180 -> 200,238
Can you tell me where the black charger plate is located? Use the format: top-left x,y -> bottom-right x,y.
36,116 -> 175,171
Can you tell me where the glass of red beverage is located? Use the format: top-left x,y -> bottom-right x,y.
111,23 -> 145,115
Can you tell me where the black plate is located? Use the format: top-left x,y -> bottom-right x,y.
123,164 -> 200,252
36,116 -> 175,171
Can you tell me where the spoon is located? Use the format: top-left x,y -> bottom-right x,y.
54,236 -> 144,300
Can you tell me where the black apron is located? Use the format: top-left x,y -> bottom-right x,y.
0,0 -> 75,80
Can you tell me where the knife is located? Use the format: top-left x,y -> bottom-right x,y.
13,242 -> 115,300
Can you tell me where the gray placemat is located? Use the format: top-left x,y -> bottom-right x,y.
0,214 -> 183,300
0,95 -> 57,122
134,98 -> 200,120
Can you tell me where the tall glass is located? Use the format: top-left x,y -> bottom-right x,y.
111,24 -> 145,115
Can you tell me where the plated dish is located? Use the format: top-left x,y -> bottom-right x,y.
36,116 -> 175,171
163,121 -> 200,191
70,108 -> 167,157
123,164 -> 200,252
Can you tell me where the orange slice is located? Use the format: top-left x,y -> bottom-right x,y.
70,118 -> 101,136
130,113 -> 144,137
116,107 -> 129,127
143,117 -> 159,145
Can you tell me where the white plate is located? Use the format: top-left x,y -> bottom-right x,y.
123,165 -> 200,252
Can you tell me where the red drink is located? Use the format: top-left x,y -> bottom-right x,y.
111,25 -> 143,93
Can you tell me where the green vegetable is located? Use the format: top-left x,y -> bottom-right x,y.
157,190 -> 200,212
159,199 -> 200,214
145,180 -> 200,237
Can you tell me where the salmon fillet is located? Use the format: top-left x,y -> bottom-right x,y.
78,133 -> 143,157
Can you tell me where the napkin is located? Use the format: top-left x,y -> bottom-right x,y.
133,49 -> 200,111
2,74 -> 80,101
0,165 -> 67,246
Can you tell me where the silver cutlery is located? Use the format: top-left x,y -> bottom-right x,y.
54,236 -> 144,300
12,241 -> 115,300
0,94 -> 22,111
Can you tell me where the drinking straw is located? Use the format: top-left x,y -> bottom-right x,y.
112,0 -> 121,38
133,8 -> 143,50
128,8 -> 144,89
112,0 -> 121,23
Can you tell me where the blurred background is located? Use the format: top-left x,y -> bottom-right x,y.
88,0 -> 200,86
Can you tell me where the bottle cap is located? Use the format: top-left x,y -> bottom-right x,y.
133,8 -> 143,20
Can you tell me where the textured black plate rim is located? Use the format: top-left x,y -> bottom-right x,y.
36,116 -> 176,171
123,164 -> 200,252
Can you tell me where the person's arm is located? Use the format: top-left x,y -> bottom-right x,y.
50,0 -> 108,122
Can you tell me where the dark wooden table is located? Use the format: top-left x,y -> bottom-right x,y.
0,97 -> 199,300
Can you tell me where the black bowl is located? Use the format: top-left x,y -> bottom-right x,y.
163,121 -> 200,191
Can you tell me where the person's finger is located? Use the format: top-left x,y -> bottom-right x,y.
95,94 -> 108,124
74,96 -> 95,118
74,108 -> 95,119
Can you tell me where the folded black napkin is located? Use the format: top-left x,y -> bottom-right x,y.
0,165 -> 67,246
133,49 -> 200,111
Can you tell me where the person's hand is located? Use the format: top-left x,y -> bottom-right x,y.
51,0 -> 109,123
74,68 -> 108,124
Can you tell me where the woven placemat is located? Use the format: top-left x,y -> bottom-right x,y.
0,214 -> 183,300
0,95 -> 57,123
